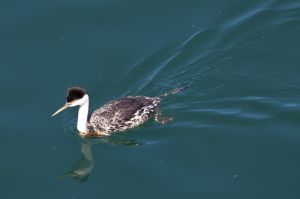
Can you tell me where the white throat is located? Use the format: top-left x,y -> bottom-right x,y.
76,95 -> 89,133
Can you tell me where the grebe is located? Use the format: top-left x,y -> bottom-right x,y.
52,86 -> 185,137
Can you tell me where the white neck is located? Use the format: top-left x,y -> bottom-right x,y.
77,97 -> 89,133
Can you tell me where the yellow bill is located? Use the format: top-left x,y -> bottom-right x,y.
51,103 -> 70,117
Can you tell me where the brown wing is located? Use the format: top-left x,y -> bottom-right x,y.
89,96 -> 159,132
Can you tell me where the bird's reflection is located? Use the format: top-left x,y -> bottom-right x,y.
98,135 -> 144,147
59,140 -> 94,182
59,135 -> 143,183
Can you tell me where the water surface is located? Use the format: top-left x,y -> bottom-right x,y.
1,0 -> 300,198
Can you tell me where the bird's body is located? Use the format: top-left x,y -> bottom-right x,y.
52,86 -> 185,137
87,96 -> 160,135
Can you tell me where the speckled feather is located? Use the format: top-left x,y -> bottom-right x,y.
87,96 -> 160,134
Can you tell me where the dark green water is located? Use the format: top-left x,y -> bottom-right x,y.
1,0 -> 300,198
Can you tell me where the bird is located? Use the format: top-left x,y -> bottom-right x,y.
52,86 -> 185,137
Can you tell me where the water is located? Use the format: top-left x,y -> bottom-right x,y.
1,0 -> 300,198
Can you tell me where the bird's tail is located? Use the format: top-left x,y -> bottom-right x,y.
159,85 -> 187,98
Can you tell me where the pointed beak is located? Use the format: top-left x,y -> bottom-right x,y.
51,103 -> 70,117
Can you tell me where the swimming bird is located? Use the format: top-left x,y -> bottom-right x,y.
52,86 -> 185,137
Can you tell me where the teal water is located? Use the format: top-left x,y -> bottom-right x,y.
1,0 -> 300,198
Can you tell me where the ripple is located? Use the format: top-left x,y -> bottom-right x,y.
60,0 -> 300,141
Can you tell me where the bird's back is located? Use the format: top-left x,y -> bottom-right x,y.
88,96 -> 160,134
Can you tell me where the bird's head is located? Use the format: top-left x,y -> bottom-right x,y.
52,87 -> 88,117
